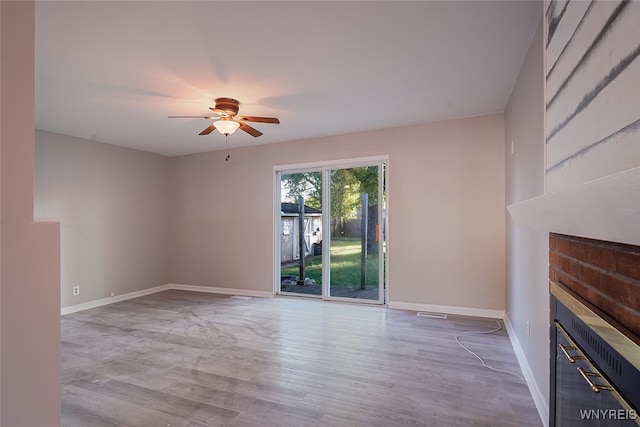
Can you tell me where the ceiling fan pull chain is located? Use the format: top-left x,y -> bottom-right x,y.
225,134 -> 230,161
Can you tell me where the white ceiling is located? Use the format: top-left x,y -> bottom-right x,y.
35,1 -> 541,157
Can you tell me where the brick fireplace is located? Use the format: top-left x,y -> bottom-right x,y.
549,233 -> 640,339
549,233 -> 640,427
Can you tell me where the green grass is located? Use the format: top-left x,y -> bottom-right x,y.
282,237 -> 379,287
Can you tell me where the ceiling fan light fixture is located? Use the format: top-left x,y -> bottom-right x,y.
214,120 -> 240,136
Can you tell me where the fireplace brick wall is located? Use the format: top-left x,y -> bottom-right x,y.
549,233 -> 640,338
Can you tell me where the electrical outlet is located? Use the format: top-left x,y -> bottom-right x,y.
72,286 -> 80,296
526,321 -> 530,340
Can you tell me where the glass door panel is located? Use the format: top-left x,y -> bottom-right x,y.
328,165 -> 382,302
279,171 -> 323,296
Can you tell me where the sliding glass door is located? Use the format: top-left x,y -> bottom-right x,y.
279,170 -> 323,297
276,159 -> 386,304
327,165 -> 382,301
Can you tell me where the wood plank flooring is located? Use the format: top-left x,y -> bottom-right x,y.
61,291 -> 542,427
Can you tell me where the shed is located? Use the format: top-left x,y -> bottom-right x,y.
281,202 -> 322,263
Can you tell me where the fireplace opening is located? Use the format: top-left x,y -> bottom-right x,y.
550,282 -> 640,426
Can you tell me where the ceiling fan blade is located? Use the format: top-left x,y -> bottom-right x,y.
168,115 -> 216,119
199,124 -> 217,135
239,121 -> 263,137
240,116 -> 280,124
210,107 -> 230,117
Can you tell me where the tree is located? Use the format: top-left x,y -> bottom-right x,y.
281,167 -> 382,239
350,166 -> 379,206
281,171 -> 322,209
330,169 -> 360,235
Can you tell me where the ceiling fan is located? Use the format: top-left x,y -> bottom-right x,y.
168,97 -> 280,137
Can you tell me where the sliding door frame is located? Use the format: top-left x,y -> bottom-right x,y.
273,155 -> 389,304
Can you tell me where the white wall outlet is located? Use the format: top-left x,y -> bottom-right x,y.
526,321 -> 530,340
72,286 -> 80,296
511,140 -> 515,155
110,292 -> 116,297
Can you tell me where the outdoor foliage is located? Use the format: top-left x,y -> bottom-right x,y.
281,166 -> 379,223
281,171 -> 322,209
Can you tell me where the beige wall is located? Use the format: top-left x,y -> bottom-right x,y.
35,131 -> 171,308
0,1 -> 3,415
1,2 -> 61,426
505,19 -> 549,424
170,114 -> 506,312
36,113 -> 507,315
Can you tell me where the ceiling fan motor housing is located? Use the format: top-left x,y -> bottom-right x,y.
214,98 -> 240,116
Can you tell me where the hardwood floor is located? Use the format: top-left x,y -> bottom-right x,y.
61,291 -> 542,427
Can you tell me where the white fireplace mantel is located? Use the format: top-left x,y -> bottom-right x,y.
507,166 -> 640,246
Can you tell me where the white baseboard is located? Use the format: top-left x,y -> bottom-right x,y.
61,284 -> 273,315
61,284 -> 172,315
504,315 -> 549,427
169,283 -> 273,299
387,300 -> 505,319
